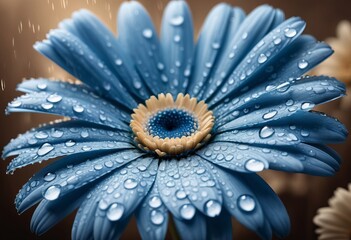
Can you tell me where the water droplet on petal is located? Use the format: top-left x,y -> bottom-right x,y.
35,131 -> 49,139
205,200 -> 221,217
65,140 -> 76,147
115,59 -> 123,66
47,94 -> 62,103
107,203 -> 124,221
258,54 -> 267,64
9,100 -> 22,107
149,196 -> 162,208
176,190 -> 187,199
142,29 -> 153,39
301,102 -> 315,110
37,143 -> 54,156
44,172 -> 56,182
259,126 -> 275,138
43,185 -> 61,201
37,83 -> 47,90
238,194 -> 256,212
124,178 -> 138,189
180,204 -> 195,220
170,16 -> 184,26
284,28 -> 297,38
245,159 -> 265,172
273,38 -> 282,45
41,102 -> 53,110
150,210 -> 165,225
263,110 -> 277,120
73,105 -> 84,113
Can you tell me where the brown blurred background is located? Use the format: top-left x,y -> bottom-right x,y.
1,0 -> 351,239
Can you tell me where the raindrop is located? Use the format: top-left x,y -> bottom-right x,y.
301,130 -> 310,137
259,126 -> 275,138
65,140 -> 76,147
174,35 -> 181,43
273,38 -> 282,45
170,16 -> 184,26
73,105 -> 84,113
284,28 -> 297,38
52,130 -> 64,138
180,204 -> 195,220
43,185 -> 61,201
149,196 -> 162,208
41,102 -> 54,110
47,94 -> 62,103
44,172 -> 56,182
37,83 -> 47,90
245,159 -> 265,172
237,194 -> 256,212
298,59 -> 309,69
212,42 -> 220,49
37,143 -> 54,156
205,200 -> 221,217
262,110 -> 277,120
9,100 -> 22,107
150,210 -> 164,225
257,54 -> 267,64
142,29 -> 153,39
115,59 -> 123,66
176,190 -> 187,199
35,131 -> 49,139
301,102 -> 315,110
107,203 -> 125,221
80,130 -> 89,138
124,178 -> 138,189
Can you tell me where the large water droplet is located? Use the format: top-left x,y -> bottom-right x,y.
298,59 -> 309,69
259,126 -> 275,138
41,102 -> 54,110
149,196 -> 162,208
238,194 -> 256,212
176,190 -> 187,199
107,203 -> 124,221
180,204 -> 195,220
205,200 -> 222,217
44,172 -> 56,182
284,28 -> 297,38
73,105 -> 84,113
124,178 -> 138,189
245,159 -> 265,172
150,210 -> 165,225
262,110 -> 277,120
37,143 -> 54,156
257,54 -> 267,64
43,185 -> 61,201
142,29 -> 153,39
170,16 -> 184,26
47,94 -> 62,103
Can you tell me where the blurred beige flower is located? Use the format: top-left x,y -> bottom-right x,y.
313,184 -> 351,240
313,21 -> 351,84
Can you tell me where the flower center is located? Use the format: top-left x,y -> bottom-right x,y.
130,93 -> 214,157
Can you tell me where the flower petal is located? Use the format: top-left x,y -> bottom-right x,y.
135,183 -> 169,240
187,4 -> 245,96
35,31 -> 137,109
160,0 -> 194,94
173,212 -> 207,240
15,149 -> 143,213
178,156 -> 223,217
93,157 -> 158,240
118,1 -> 168,95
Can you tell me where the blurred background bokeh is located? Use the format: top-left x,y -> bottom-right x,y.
1,0 -> 351,239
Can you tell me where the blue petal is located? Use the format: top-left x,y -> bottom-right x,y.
135,183 -> 168,240
215,76 -> 345,130
204,162 -> 270,239
173,212 -> 207,240
35,31 -> 137,109
30,184 -> 89,235
177,156 -> 223,217
156,160 -> 196,220
196,5 -> 278,100
161,0 -> 194,94
93,157 -> 158,240
118,1 -> 168,95
213,35 -> 333,117
205,209 -> 233,240
205,17 -> 306,105
60,10 -> 149,100
3,120 -> 130,159
15,149 -> 143,213
187,4 -> 245,96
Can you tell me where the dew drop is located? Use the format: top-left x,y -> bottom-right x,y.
170,16 -> 184,26
73,105 -> 84,113
298,59 -> 309,69
180,204 -> 195,220
52,130 -> 64,138
205,200 -> 221,217
257,54 -> 267,64
43,185 -> 61,201
301,102 -> 315,110
35,131 -> 49,139
47,94 -> 62,103
212,42 -> 220,49
150,210 -> 165,225
273,38 -> 282,45
37,143 -> 54,156
37,83 -> 47,90
9,100 -> 22,107
148,196 -> 162,208
65,140 -> 76,147
259,126 -> 275,138
238,194 -> 256,212
284,28 -> 297,38
262,110 -> 277,120
176,190 -> 187,199
115,59 -> 123,66
107,203 -> 125,221
41,102 -> 54,110
80,130 -> 89,138
44,172 -> 56,182
245,159 -> 265,172
124,178 -> 138,189
142,29 -> 153,39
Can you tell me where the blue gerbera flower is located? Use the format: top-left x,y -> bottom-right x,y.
3,1 -> 347,239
